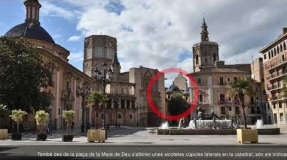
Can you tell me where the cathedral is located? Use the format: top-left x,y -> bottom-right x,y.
172,18 -> 270,124
2,0 -> 166,130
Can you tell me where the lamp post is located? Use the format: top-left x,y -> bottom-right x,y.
94,63 -> 113,129
77,82 -> 91,133
136,103 -> 139,126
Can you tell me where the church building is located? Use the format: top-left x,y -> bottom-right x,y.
173,19 -> 269,124
2,0 -> 166,130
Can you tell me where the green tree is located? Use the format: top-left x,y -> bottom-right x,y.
230,78 -> 253,129
62,110 -> 75,135
34,110 -> 49,134
168,92 -> 188,116
86,91 -> 108,108
9,109 -> 28,133
0,104 -> 10,128
0,37 -> 52,112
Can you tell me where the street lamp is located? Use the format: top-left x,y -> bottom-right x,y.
136,103 -> 139,126
76,82 -> 91,133
94,63 -> 113,129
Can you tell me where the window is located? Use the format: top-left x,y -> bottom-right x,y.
101,114 -> 104,119
250,97 -> 254,104
284,42 -> 286,51
282,55 -> 285,60
251,107 -> 255,114
279,102 -> 282,108
130,114 -> 133,119
58,108 -> 61,116
280,113 -> 283,123
205,58 -> 207,63
197,78 -> 202,84
268,52 -> 271,59
234,77 -> 238,82
196,55 -> 199,65
257,107 -> 260,114
121,99 -> 125,108
199,95 -> 203,102
274,114 -> 277,124
220,94 -> 225,100
221,107 -> 226,114
213,54 -> 216,63
235,107 -> 240,114
118,114 -> 122,119
264,54 -> 266,59
227,77 -> 230,82
229,106 -> 232,111
273,104 -> 276,109
280,44 -> 283,53
220,77 -> 224,85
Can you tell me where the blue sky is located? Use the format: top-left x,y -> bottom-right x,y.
1,0 -> 287,87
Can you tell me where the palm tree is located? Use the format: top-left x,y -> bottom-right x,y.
9,109 -> 27,133
86,91 -> 108,108
62,110 -> 75,135
230,78 -> 253,129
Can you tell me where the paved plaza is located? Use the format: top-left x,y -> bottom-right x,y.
1,126 -> 287,146
1,127 -> 287,159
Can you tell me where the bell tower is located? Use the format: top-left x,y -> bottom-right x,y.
192,18 -> 219,72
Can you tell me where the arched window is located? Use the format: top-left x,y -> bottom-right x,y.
284,42 -> 286,51
196,55 -> 199,64
271,50 -> 273,57
277,46 -> 279,54
280,44 -> 283,53
213,54 -> 216,63
274,48 -> 276,55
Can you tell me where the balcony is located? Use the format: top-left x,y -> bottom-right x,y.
218,99 -> 240,105
267,70 -> 287,81
269,95 -> 287,102
267,84 -> 283,92
265,58 -> 287,71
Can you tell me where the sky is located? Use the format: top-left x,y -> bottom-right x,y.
1,0 -> 287,87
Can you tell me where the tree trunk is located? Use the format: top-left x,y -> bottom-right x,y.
17,122 -> 19,133
239,96 -> 248,129
67,123 -> 72,134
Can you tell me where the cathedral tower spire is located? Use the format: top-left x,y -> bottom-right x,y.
112,52 -> 121,75
24,0 -> 41,25
201,18 -> 209,42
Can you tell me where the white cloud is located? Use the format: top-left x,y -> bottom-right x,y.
41,1 -> 78,21
67,35 -> 81,42
50,0 -> 287,78
69,53 -> 83,62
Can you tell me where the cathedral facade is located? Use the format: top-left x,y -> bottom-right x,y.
83,35 -> 166,127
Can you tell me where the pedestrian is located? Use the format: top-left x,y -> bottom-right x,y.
86,122 -> 90,132
48,122 -> 53,135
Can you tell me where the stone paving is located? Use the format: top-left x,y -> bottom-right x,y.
1,126 -> 287,146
